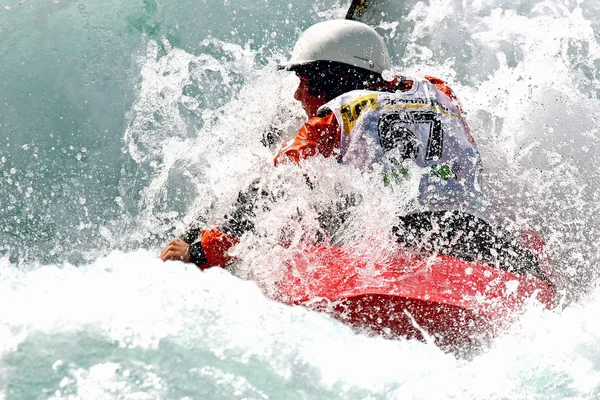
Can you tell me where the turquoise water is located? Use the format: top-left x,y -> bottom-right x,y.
2,0 -> 600,398
0,0 -> 339,265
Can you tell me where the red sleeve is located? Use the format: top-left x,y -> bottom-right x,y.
274,113 -> 341,165
199,228 -> 239,269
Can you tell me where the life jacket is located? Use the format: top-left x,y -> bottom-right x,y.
318,77 -> 492,222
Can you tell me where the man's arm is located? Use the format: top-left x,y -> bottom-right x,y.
160,180 -> 266,269
161,111 -> 341,267
160,228 -> 238,269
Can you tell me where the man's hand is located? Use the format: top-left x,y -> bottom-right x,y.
160,238 -> 191,263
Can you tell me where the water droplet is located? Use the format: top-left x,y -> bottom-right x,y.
52,360 -> 63,371
99,226 -> 112,240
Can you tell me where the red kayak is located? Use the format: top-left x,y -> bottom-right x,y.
275,245 -> 555,354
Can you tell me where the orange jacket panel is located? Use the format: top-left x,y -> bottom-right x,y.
274,112 -> 340,165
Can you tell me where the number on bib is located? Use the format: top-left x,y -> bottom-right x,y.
377,111 -> 443,161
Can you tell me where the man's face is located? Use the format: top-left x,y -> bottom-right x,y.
294,74 -> 327,119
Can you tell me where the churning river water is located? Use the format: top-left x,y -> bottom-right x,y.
2,0 -> 600,398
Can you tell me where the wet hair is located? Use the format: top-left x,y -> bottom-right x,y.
292,61 -> 389,102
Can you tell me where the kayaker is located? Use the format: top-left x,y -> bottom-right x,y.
161,19 -> 542,276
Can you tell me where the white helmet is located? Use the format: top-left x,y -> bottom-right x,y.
279,20 -> 391,75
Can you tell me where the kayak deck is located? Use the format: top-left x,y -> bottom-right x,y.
275,245 -> 555,352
